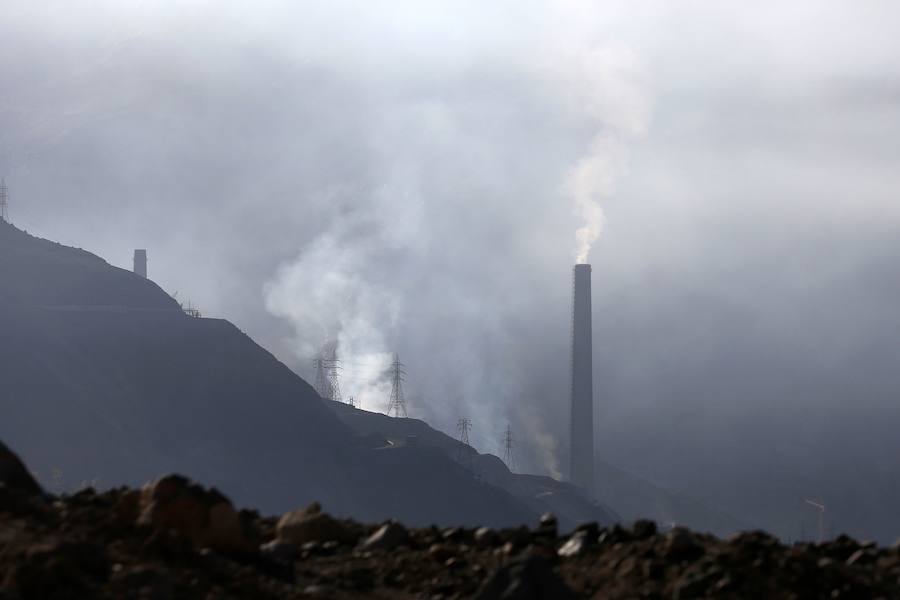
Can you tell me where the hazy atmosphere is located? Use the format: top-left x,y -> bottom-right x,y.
3,0 -> 900,545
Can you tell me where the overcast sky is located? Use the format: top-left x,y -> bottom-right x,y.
3,1 -> 900,539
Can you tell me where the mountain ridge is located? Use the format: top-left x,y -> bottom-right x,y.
0,220 -> 601,529
0,219 -> 743,535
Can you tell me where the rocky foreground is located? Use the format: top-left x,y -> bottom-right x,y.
2,442 -> 899,599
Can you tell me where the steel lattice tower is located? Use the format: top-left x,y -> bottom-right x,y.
457,418 -> 472,446
0,179 -> 8,223
456,418 -> 474,474
312,356 -> 332,399
327,348 -> 343,404
385,353 -> 408,417
503,423 -> 515,471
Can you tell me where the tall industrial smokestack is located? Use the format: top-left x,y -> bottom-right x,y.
570,263 -> 594,495
133,249 -> 147,279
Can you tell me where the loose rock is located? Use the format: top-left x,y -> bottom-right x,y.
557,531 -> 590,558
476,554 -> 576,600
0,441 -> 42,495
631,519 -> 657,539
362,521 -> 408,550
3,437 -> 900,599
276,503 -> 355,546
475,527 -> 500,547
666,527 -> 704,561
536,513 -> 557,537
136,474 -> 251,554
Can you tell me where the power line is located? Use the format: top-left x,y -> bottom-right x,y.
336,374 -> 388,382
339,360 -> 394,367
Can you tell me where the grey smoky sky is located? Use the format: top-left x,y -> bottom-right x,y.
3,1 -> 900,540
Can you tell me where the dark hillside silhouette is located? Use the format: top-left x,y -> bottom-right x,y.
0,220 -> 534,526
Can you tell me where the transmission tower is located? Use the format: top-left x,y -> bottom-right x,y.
503,423 -> 515,471
385,353 -> 408,417
0,179 -> 8,223
456,418 -> 474,473
457,418 -> 472,445
312,356 -> 332,399
327,348 -> 343,404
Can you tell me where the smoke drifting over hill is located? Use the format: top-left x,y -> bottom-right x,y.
3,1 -> 900,540
261,29 -> 651,475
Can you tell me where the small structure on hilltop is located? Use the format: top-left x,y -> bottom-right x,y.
133,249 -> 148,278
1,179 -> 10,223
182,300 -> 202,318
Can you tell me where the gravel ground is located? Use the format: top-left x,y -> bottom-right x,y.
3,475 -> 900,600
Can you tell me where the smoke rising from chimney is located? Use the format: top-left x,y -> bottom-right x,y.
553,44 -> 650,264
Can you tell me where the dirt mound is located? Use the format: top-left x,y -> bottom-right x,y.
3,469 -> 900,599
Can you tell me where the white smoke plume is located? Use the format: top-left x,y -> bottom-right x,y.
521,410 -> 563,480
263,204 -> 402,412
553,44 -> 650,263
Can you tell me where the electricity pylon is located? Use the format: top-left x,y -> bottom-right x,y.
456,418 -> 474,474
312,356 -> 332,399
327,348 -> 343,404
385,353 -> 408,417
312,347 -> 344,403
503,423 -> 515,471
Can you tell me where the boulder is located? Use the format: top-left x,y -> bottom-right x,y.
362,522 -> 408,550
0,439 -> 43,495
260,539 -> 298,564
476,555 -> 576,600
557,531 -> 590,558
136,474 -> 251,554
3,539 -> 109,598
665,527 -> 704,561
631,519 -> 657,539
475,527 -> 500,548
536,513 -> 557,537
276,503 -> 356,545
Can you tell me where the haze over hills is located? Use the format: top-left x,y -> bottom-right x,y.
0,219 -> 618,529
2,0 -> 900,557
0,219 -> 534,527
0,219 -> 751,535
328,400 -> 747,536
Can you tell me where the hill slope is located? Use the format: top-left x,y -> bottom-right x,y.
0,220 -> 746,534
327,401 -> 618,532
0,221 -> 534,527
328,401 -> 746,536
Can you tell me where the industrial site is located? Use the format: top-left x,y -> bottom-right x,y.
3,2 -> 900,598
